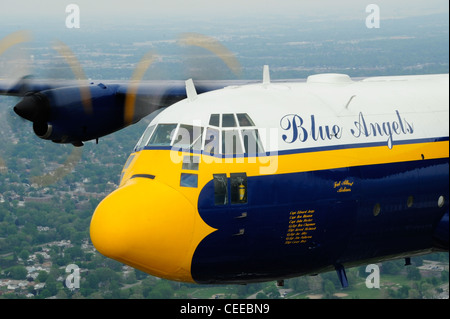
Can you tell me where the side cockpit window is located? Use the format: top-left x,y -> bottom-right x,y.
135,124 -> 156,151
213,173 -> 248,206
213,174 -> 228,205
148,124 -> 177,146
236,113 -> 255,127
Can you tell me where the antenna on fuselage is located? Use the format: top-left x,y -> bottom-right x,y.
263,65 -> 270,85
185,78 -> 197,102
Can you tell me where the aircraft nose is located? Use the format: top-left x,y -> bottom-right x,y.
90,177 -> 197,282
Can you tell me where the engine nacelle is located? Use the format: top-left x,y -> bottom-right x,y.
15,83 -> 129,146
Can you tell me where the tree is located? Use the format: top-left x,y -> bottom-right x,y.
125,271 -> 137,284
45,276 -> 58,296
287,277 -> 309,293
406,267 -> 421,281
441,270 -> 449,283
37,289 -> 51,299
36,253 -> 45,264
323,279 -> 336,298
18,249 -> 30,261
397,285 -> 410,299
65,246 -> 84,260
146,285 -> 173,299
408,288 -> 421,299
7,265 -> 27,280
256,292 -> 268,299
56,289 -> 68,299
264,285 -> 281,299
36,271 -> 49,283
382,260 -> 402,275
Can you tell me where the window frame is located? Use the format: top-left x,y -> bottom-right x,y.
172,124 -> 204,151
134,124 -> 156,151
147,123 -> 179,146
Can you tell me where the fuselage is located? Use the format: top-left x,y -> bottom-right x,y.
90,73 -> 449,284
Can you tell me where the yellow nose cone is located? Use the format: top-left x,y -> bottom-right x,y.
90,177 -> 199,282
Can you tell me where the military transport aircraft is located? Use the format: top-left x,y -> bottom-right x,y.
1,31 -> 448,287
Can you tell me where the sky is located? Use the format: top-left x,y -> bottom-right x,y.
1,0 -> 448,26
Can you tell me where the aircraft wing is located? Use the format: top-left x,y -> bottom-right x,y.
0,77 -> 259,146
0,78 -> 74,96
0,31 -> 300,147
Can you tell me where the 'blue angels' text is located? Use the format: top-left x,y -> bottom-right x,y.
280,110 -> 414,149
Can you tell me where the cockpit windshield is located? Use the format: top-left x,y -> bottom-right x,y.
134,113 -> 264,155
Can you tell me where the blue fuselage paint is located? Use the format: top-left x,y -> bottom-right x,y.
191,158 -> 449,284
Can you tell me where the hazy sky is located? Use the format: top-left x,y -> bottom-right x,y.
1,0 -> 448,24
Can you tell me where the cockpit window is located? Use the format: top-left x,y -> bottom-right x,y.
173,125 -> 204,151
222,114 -> 237,127
213,174 -> 228,205
237,113 -> 255,127
135,124 -> 156,150
147,124 -> 177,146
137,114 -> 262,156
209,114 -> 220,127
202,113 -> 262,156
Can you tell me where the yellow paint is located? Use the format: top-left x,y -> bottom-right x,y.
238,184 -> 246,201
121,140 -> 448,189
90,177 -> 215,282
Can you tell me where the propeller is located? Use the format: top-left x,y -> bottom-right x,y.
124,51 -> 157,126
2,30 -> 243,187
0,30 -> 31,56
13,40 -> 93,140
0,30 -> 32,82
178,32 -> 242,78
27,40 -> 89,186
121,33 -> 243,125
52,40 -> 93,115
0,30 -> 32,180
1,32 -> 85,187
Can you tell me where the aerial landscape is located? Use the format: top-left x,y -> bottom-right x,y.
0,0 -> 448,302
